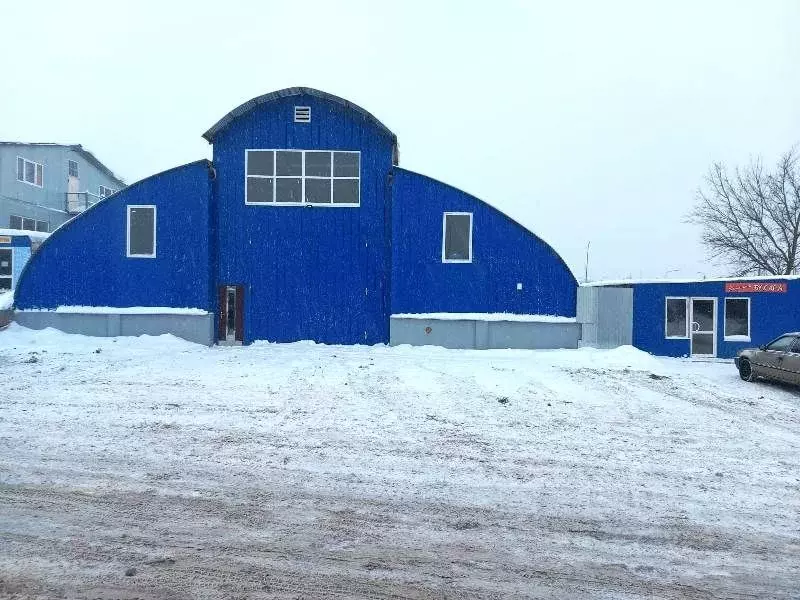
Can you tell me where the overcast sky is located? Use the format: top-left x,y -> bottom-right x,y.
2,1 -> 798,280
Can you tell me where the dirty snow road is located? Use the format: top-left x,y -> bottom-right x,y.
1,325 -> 799,599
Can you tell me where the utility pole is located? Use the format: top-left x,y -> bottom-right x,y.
584,241 -> 590,283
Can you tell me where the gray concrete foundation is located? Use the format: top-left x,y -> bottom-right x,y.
389,317 -> 581,350
14,311 -> 214,345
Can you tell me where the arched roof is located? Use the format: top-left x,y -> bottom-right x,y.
201,87 -> 398,149
394,167 -> 578,284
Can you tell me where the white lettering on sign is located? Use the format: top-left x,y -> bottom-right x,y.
725,282 -> 788,293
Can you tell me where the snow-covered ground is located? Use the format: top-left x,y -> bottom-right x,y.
1,325 -> 798,599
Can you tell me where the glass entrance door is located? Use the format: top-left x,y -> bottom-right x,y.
690,298 -> 716,357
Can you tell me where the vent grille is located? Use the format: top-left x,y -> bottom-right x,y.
294,106 -> 311,123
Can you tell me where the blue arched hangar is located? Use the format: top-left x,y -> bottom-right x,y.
14,88 -> 579,349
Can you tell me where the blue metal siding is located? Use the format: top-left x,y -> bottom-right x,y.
14,161 -> 212,310
391,168 -> 577,316
212,94 -> 394,344
631,281 -> 800,358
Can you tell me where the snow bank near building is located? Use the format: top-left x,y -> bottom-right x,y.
0,228 -> 51,242
16,305 -> 209,315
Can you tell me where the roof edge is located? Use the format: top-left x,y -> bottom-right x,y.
202,87 -> 398,148
394,166 -> 578,285
583,274 -> 800,287
13,159 -> 210,307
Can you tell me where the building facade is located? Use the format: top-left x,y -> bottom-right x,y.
0,143 -> 125,234
0,229 -> 49,291
579,277 -> 800,358
13,88 -> 578,347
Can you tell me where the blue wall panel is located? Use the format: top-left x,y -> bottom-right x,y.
15,161 -> 212,310
631,280 -> 800,358
391,168 -> 577,316
211,94 -> 394,344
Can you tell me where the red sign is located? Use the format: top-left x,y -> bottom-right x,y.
724,282 -> 787,293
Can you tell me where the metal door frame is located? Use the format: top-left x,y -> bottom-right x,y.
689,297 -> 717,357
217,284 -> 244,346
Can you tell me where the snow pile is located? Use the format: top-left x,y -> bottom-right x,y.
17,305 -> 209,315
0,228 -> 50,242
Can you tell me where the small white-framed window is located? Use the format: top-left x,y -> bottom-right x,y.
16,156 -> 43,187
665,297 -> 689,338
126,205 -> 156,258
68,160 -> 79,178
99,185 -> 116,198
442,212 -> 473,263
724,297 -> 750,341
244,149 -> 360,206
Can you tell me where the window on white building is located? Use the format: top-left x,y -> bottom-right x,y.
127,205 -> 156,258
245,150 -> 360,206
442,212 -> 473,263
724,297 -> 750,341
99,185 -> 116,198
16,157 -> 43,187
68,160 -> 79,178
8,215 -> 47,233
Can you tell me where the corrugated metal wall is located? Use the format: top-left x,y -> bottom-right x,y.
631,281 -> 800,358
211,94 -> 394,345
391,169 -> 577,316
14,161 -> 212,310
577,286 -> 633,348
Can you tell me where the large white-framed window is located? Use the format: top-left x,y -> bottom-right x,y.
16,156 -> 44,187
665,297 -> 689,339
99,185 -> 116,198
244,149 -> 360,206
724,297 -> 750,341
126,205 -> 156,258
442,212 -> 473,263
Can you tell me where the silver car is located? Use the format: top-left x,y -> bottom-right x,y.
735,333 -> 800,384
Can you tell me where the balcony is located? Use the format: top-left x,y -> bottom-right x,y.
65,192 -> 102,215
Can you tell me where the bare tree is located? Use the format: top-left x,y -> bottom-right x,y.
690,147 -> 800,276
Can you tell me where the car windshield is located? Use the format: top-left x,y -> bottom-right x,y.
766,335 -> 797,351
